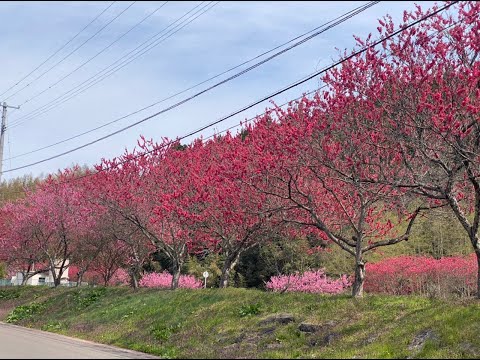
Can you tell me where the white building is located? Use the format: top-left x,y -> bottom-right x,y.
11,260 -> 70,286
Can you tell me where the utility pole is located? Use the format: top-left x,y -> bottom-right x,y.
0,102 -> 20,183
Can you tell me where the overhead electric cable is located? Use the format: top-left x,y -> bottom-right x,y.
2,0 -> 458,175
0,1 -> 116,99
5,1 -> 378,160
8,1 -> 216,127
3,1 -> 136,102
8,2 -> 169,108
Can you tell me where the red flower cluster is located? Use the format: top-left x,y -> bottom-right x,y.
266,270 -> 351,294
139,272 -> 202,289
365,255 -> 477,297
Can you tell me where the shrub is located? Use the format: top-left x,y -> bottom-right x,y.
151,323 -> 182,341
139,272 -> 202,289
365,254 -> 476,297
6,302 -> 46,323
265,269 -> 351,294
0,288 -> 21,300
73,287 -> 107,309
238,303 -> 261,317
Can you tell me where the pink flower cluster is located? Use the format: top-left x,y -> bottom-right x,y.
266,269 -> 351,294
108,268 -> 130,286
365,254 -> 477,297
139,271 -> 202,289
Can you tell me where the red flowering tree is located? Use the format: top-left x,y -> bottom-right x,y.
365,255 -> 477,297
199,133 -> 279,288
0,168 -> 97,287
246,102 -> 428,297
82,172 -> 153,289
341,1 -> 480,296
94,137 -> 208,289
266,269 -> 351,294
89,239 -> 129,286
0,202 -> 49,284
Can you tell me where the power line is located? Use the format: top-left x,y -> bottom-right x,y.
5,1 -> 378,161
6,7 -> 464,167
4,1 -> 378,163
3,1 -> 136,102
9,1 -> 216,128
1,87 -> 321,193
9,2 -> 169,109
2,0 -> 458,176
0,1 -> 116,99
195,87 -> 324,141
8,1 -> 216,128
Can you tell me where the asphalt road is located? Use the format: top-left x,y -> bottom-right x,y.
0,322 -> 160,359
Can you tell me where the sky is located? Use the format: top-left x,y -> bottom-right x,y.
0,1 -> 439,181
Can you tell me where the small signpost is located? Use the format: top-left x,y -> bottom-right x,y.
202,271 -> 209,289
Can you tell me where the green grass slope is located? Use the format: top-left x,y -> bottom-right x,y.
1,286 -> 479,359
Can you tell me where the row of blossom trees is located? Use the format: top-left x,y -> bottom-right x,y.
1,1 -> 480,297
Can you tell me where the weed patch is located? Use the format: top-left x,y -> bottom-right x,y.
6,302 -> 47,323
239,303 -> 261,317
73,287 -> 106,310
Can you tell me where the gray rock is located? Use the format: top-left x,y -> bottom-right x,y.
323,332 -> 341,346
309,338 -> 319,347
308,332 -> 342,347
265,343 -> 284,350
299,320 -> 336,333
408,329 -> 438,352
259,313 -> 295,325
259,327 -> 276,335
298,323 -> 323,333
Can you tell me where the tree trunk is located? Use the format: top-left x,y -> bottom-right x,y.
21,273 -> 28,286
76,270 -> 85,287
446,194 -> 480,298
352,238 -> 365,298
171,265 -> 181,290
219,252 -> 241,288
21,263 -> 34,285
132,272 -> 139,290
352,261 -> 366,298
51,264 -> 60,287
170,247 -> 186,290
130,267 -> 139,290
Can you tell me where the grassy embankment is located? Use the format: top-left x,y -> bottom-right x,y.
1,286 -> 479,359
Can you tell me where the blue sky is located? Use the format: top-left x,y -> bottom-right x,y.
0,1 -> 438,181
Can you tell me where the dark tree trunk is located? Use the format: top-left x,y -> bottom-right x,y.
131,271 -> 139,290
352,236 -> 365,298
219,252 -> 241,289
446,193 -> 480,298
21,273 -> 28,285
352,261 -> 366,298
171,265 -> 181,290
170,248 -> 186,290
76,270 -> 85,287
128,264 -> 140,290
